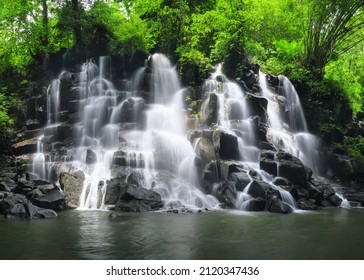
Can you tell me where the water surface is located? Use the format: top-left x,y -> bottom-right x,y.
1,208 -> 363,260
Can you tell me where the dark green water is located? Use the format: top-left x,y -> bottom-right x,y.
1,208 -> 363,260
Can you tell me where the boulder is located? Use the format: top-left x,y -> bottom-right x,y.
202,160 -> 244,193
32,189 -> 68,211
0,173 -> 17,181
26,119 -> 41,130
201,92 -> 219,126
115,184 -> 163,212
267,74 -> 280,87
260,151 -> 312,188
14,178 -> 35,195
59,170 -> 85,208
213,181 -> 237,208
297,198 -> 319,210
0,177 -> 17,192
195,137 -> 216,167
34,208 -> 58,219
213,129 -> 240,160
244,197 -> 266,212
229,172 -> 251,191
245,180 -> 272,199
242,69 -> 258,89
273,177 -> 290,186
267,195 -> 293,214
327,194 -> 342,207
0,193 -> 57,219
245,94 -> 268,122
117,97 -> 145,123
12,138 -> 38,156
104,177 -> 125,205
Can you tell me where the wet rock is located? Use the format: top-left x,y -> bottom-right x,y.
297,198 -> 319,210
14,178 -> 35,195
0,182 -> 11,192
86,149 -> 97,164
245,180 -> 271,199
105,177 -> 125,205
344,192 -> 364,207
195,137 -> 216,167
107,212 -> 118,221
325,149 -> 363,182
59,170 -> 85,208
229,172 -> 251,191
12,138 -> 38,156
242,69 -> 258,90
0,193 -> 57,219
273,177 -> 290,186
166,200 -> 184,209
34,208 -> 58,219
245,94 -> 268,122
32,189 -> 68,211
244,197 -> 266,212
118,97 -> 145,123
267,74 -> 280,87
267,195 -> 293,214
0,173 -> 17,181
201,92 -> 219,126
260,151 -> 312,188
26,172 -> 39,181
115,184 -> 163,212
202,160 -> 244,193
213,181 -> 237,208
259,151 -> 277,175
26,119 -> 41,130
213,129 -> 240,160
327,194 -> 342,206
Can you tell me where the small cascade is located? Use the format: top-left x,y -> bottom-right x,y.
336,193 -> 351,208
201,64 -> 259,166
259,71 -> 321,177
31,135 -> 46,180
47,78 -> 61,124
235,171 -> 254,211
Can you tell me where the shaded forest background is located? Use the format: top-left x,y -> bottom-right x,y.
1,0 -> 364,165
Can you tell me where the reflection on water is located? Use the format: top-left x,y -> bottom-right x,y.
1,209 -> 364,260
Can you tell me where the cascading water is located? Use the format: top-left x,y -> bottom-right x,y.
134,54 -> 219,209
28,53 -> 338,213
200,66 -> 298,211
259,71 -> 321,176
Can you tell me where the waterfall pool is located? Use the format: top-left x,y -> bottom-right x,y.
1,208 -> 363,260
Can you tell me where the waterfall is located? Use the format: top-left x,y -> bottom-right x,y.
259,71 -> 321,177
136,54 -> 219,209
28,53 -> 332,213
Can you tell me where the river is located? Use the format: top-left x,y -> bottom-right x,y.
1,208 -> 363,260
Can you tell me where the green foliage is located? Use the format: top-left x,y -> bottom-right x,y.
0,92 -> 15,128
341,136 -> 364,169
0,90 -> 20,148
303,0 -> 364,73
324,45 -> 364,114
86,1 -> 154,54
